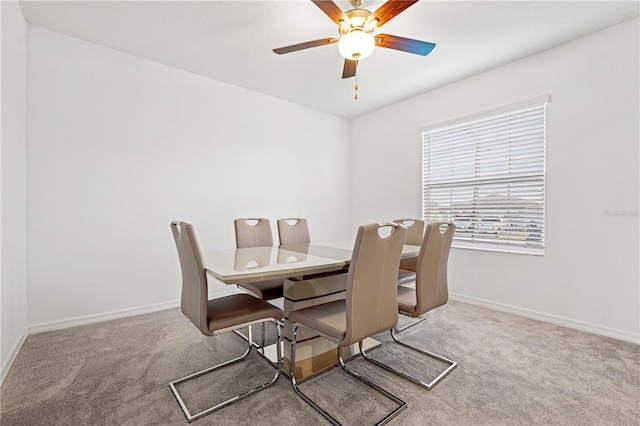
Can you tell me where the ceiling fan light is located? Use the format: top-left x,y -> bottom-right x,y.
338,30 -> 375,60
350,16 -> 366,27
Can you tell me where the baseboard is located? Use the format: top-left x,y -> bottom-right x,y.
28,288 -> 242,335
3,289 -> 243,383
450,293 -> 640,344
1,329 -> 28,385
27,299 -> 181,334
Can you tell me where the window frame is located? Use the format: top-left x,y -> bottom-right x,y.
421,95 -> 549,255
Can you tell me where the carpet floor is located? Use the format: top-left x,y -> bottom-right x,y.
1,300 -> 638,425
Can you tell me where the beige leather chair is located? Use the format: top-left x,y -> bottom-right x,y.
277,218 -> 311,245
289,223 -> 408,425
394,218 -> 425,285
169,221 -> 283,422
361,222 -> 457,390
234,218 -> 284,300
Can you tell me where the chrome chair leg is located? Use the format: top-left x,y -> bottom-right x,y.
393,315 -> 426,333
170,319 -> 282,423
359,329 -> 457,391
233,325 -> 261,348
231,322 -> 269,345
232,321 -> 284,370
336,349 -> 407,424
290,324 -> 407,426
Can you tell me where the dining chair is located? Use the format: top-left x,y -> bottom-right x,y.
393,218 -> 425,286
360,222 -> 457,390
289,222 -> 408,426
277,218 -> 311,245
234,218 -> 284,301
169,221 -> 283,422
234,218 -> 285,353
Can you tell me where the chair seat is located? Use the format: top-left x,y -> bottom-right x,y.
208,293 -> 283,333
397,285 -> 418,316
237,279 -> 284,300
398,269 -> 416,285
288,299 -> 346,342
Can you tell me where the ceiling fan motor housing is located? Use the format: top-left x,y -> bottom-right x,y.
338,8 -> 376,36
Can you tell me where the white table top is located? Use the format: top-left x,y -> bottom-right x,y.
203,242 -> 421,285
203,246 -> 345,284
281,241 -> 421,262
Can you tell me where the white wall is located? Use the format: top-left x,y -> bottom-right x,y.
1,0 -> 28,381
26,26 -> 351,330
350,18 -> 640,342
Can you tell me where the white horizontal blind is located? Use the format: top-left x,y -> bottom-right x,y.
422,100 -> 547,254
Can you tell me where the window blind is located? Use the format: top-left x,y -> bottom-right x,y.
422,98 -> 548,254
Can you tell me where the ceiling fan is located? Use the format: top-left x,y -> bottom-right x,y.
272,0 -> 436,80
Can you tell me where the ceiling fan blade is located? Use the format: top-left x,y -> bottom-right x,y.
311,0 -> 347,25
273,37 -> 339,55
369,0 -> 419,28
375,34 -> 436,56
342,59 -> 357,79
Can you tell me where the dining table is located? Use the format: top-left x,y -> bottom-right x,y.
203,241 -> 421,379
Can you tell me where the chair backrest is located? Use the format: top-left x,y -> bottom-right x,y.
170,221 -> 211,336
393,219 -> 425,245
414,222 -> 456,316
234,218 -> 274,248
344,223 -> 407,346
394,219 -> 425,272
277,218 -> 311,245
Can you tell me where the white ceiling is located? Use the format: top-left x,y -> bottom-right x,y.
18,0 -> 639,119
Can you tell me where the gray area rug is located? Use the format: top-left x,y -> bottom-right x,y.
1,300 -> 638,425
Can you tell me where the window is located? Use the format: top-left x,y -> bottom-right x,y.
422,96 -> 549,255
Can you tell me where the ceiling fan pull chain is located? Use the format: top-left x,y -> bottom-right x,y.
354,61 -> 359,100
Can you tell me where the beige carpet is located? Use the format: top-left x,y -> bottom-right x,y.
1,300 -> 639,425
